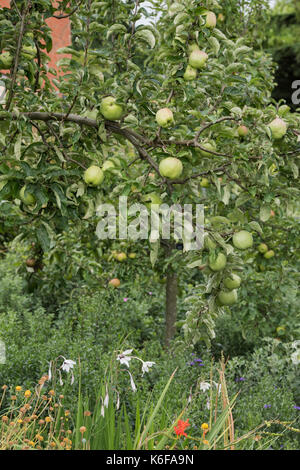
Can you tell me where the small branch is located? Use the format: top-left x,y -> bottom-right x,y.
52,0 -> 84,19
5,1 -> 31,111
194,116 -> 237,142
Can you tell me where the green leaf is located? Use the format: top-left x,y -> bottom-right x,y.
106,24 -> 127,39
135,29 -> 156,49
260,204 -> 271,222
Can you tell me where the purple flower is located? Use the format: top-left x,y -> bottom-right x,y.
293,405 -> 300,410
148,292 -> 153,295
264,404 -> 271,409
189,361 -> 195,366
194,358 -> 203,363
123,298 -> 129,302
235,377 -> 246,382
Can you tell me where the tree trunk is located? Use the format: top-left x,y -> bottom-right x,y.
165,270 -> 177,348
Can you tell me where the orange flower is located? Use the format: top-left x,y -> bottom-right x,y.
174,419 -> 190,437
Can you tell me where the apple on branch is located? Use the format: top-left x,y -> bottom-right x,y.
159,157 -> 183,179
83,165 -> 104,186
100,96 -> 123,121
156,108 -> 174,128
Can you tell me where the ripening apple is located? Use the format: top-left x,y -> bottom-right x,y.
258,243 -> 268,254
159,157 -> 183,179
188,50 -> 208,69
0,51 -> 13,69
19,186 -> 36,206
204,11 -> 217,29
83,165 -> 104,186
26,258 -> 37,268
100,96 -> 123,121
156,108 -> 174,128
116,252 -> 127,262
217,289 -> 238,306
209,253 -> 227,271
264,250 -> 275,259
183,65 -> 197,81
232,230 -> 253,250
237,125 -> 249,137
109,278 -> 120,288
218,13 -> 225,22
224,274 -> 241,290
128,253 -> 136,259
268,118 -> 287,139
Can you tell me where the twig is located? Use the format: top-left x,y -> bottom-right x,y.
5,1 -> 31,111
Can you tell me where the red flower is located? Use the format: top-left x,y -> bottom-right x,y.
174,419 -> 190,437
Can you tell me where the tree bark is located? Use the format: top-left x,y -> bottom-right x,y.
165,270 -> 177,348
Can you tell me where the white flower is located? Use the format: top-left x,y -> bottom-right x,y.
141,361 -> 156,376
291,350 -> 300,366
206,399 -> 211,410
117,349 -> 133,368
124,370 -> 137,392
199,381 -> 211,392
213,382 -> 222,395
104,386 -> 109,408
61,359 -> 76,373
292,341 -> 300,350
48,361 -> 52,381
101,400 -> 105,417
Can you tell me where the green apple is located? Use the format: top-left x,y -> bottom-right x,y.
100,96 -> 123,121
264,250 -> 275,259
198,141 -> 216,157
83,165 -> 104,186
183,65 -> 197,81
19,186 -> 36,206
204,11 -> 217,29
268,118 -> 287,139
156,108 -> 174,128
159,157 -> 183,179
258,243 -> 268,254
224,274 -> 241,290
209,253 -> 227,271
0,51 -> 13,69
200,177 -> 210,188
237,125 -> 249,137
188,50 -> 208,69
128,252 -> 136,259
232,230 -> 253,250
217,289 -> 238,306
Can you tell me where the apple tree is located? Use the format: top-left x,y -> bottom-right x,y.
0,0 -> 299,347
